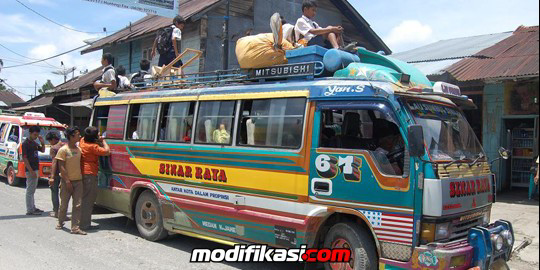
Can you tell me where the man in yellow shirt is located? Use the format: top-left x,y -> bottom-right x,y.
55,127 -> 86,235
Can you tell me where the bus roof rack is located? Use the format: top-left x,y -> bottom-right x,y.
132,61 -> 325,91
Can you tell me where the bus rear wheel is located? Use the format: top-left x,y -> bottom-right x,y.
134,190 -> 168,242
323,222 -> 377,270
7,165 -> 21,186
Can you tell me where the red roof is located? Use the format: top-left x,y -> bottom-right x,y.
446,26 -> 539,81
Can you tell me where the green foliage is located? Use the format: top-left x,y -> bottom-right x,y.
39,79 -> 55,94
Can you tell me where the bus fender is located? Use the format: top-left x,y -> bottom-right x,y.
309,207 -> 381,257
129,181 -> 160,218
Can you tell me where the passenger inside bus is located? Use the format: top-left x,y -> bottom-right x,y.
320,109 -> 405,176
372,119 -> 405,175
212,121 -> 231,144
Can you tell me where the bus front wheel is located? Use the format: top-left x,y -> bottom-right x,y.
134,190 -> 168,242
323,222 -> 378,270
7,165 -> 21,186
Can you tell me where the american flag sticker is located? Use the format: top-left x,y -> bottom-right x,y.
360,210 -> 414,245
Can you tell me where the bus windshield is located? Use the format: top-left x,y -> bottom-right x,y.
407,101 -> 485,162
22,126 -> 66,143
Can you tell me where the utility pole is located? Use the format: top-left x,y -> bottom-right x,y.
34,80 -> 37,97
222,0 -> 230,70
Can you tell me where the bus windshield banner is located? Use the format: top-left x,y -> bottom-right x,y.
84,0 -> 179,18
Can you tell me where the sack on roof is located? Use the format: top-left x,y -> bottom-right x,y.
235,33 -> 294,69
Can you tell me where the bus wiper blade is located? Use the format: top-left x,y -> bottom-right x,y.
443,155 -> 467,170
468,153 -> 485,168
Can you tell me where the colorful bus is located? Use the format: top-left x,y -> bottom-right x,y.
91,48 -> 513,269
0,112 -> 66,186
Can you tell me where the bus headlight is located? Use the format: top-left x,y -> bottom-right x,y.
435,223 -> 450,240
501,230 -> 514,246
491,234 -> 504,251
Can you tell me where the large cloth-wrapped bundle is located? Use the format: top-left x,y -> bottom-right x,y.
236,33 -> 294,69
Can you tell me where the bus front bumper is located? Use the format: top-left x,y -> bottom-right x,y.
380,220 -> 514,270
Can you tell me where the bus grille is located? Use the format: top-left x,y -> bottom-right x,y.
437,162 -> 491,179
449,216 -> 484,241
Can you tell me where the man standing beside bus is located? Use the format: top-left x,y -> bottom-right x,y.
22,126 -> 46,215
80,126 -> 111,231
46,131 -> 65,218
56,127 -> 86,235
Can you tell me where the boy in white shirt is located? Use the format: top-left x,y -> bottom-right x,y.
93,53 -> 117,91
295,0 -> 349,50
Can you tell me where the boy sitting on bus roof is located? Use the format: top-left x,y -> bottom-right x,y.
93,53 -> 117,92
294,0 -> 356,50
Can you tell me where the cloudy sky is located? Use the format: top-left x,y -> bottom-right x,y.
0,0 -> 538,100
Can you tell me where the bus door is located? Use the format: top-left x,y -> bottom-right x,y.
309,101 -> 415,243
0,122 -> 9,172
4,124 -> 21,161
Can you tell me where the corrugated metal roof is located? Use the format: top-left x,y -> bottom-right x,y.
81,0 -> 222,54
447,26 -> 539,81
54,67 -> 102,93
13,96 -> 53,111
392,32 -> 513,63
0,91 -> 25,106
407,59 -> 462,76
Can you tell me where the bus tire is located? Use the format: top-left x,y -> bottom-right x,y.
134,190 -> 168,242
7,165 -> 21,186
323,222 -> 377,270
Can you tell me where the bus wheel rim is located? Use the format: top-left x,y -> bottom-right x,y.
141,201 -> 158,229
330,238 -> 354,270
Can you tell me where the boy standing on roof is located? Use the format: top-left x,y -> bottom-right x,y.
295,0 -> 355,50
152,15 -> 186,74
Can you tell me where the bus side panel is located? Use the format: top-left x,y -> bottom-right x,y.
96,144 -> 140,215
119,142 -> 317,247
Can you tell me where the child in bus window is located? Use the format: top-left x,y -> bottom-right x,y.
213,122 -> 230,144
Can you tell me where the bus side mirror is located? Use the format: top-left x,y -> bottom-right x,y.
408,125 -> 425,158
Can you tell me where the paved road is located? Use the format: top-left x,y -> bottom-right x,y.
0,179 -> 301,270
0,179 -> 537,270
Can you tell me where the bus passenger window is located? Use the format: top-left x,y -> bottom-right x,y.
128,104 -> 159,141
320,109 -> 405,176
237,98 -> 306,149
195,101 -> 235,145
0,123 -> 8,142
92,106 -> 110,137
8,126 -> 20,143
159,102 -> 195,143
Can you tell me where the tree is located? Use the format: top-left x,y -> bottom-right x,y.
39,79 -> 55,94
0,83 -> 6,91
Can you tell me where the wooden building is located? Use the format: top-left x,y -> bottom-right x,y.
81,0 -> 391,74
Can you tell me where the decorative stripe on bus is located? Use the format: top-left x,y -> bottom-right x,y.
107,172 -> 303,200
95,90 -> 310,106
128,147 -> 298,164
309,196 -> 414,214
158,182 -> 326,217
130,153 -> 306,173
